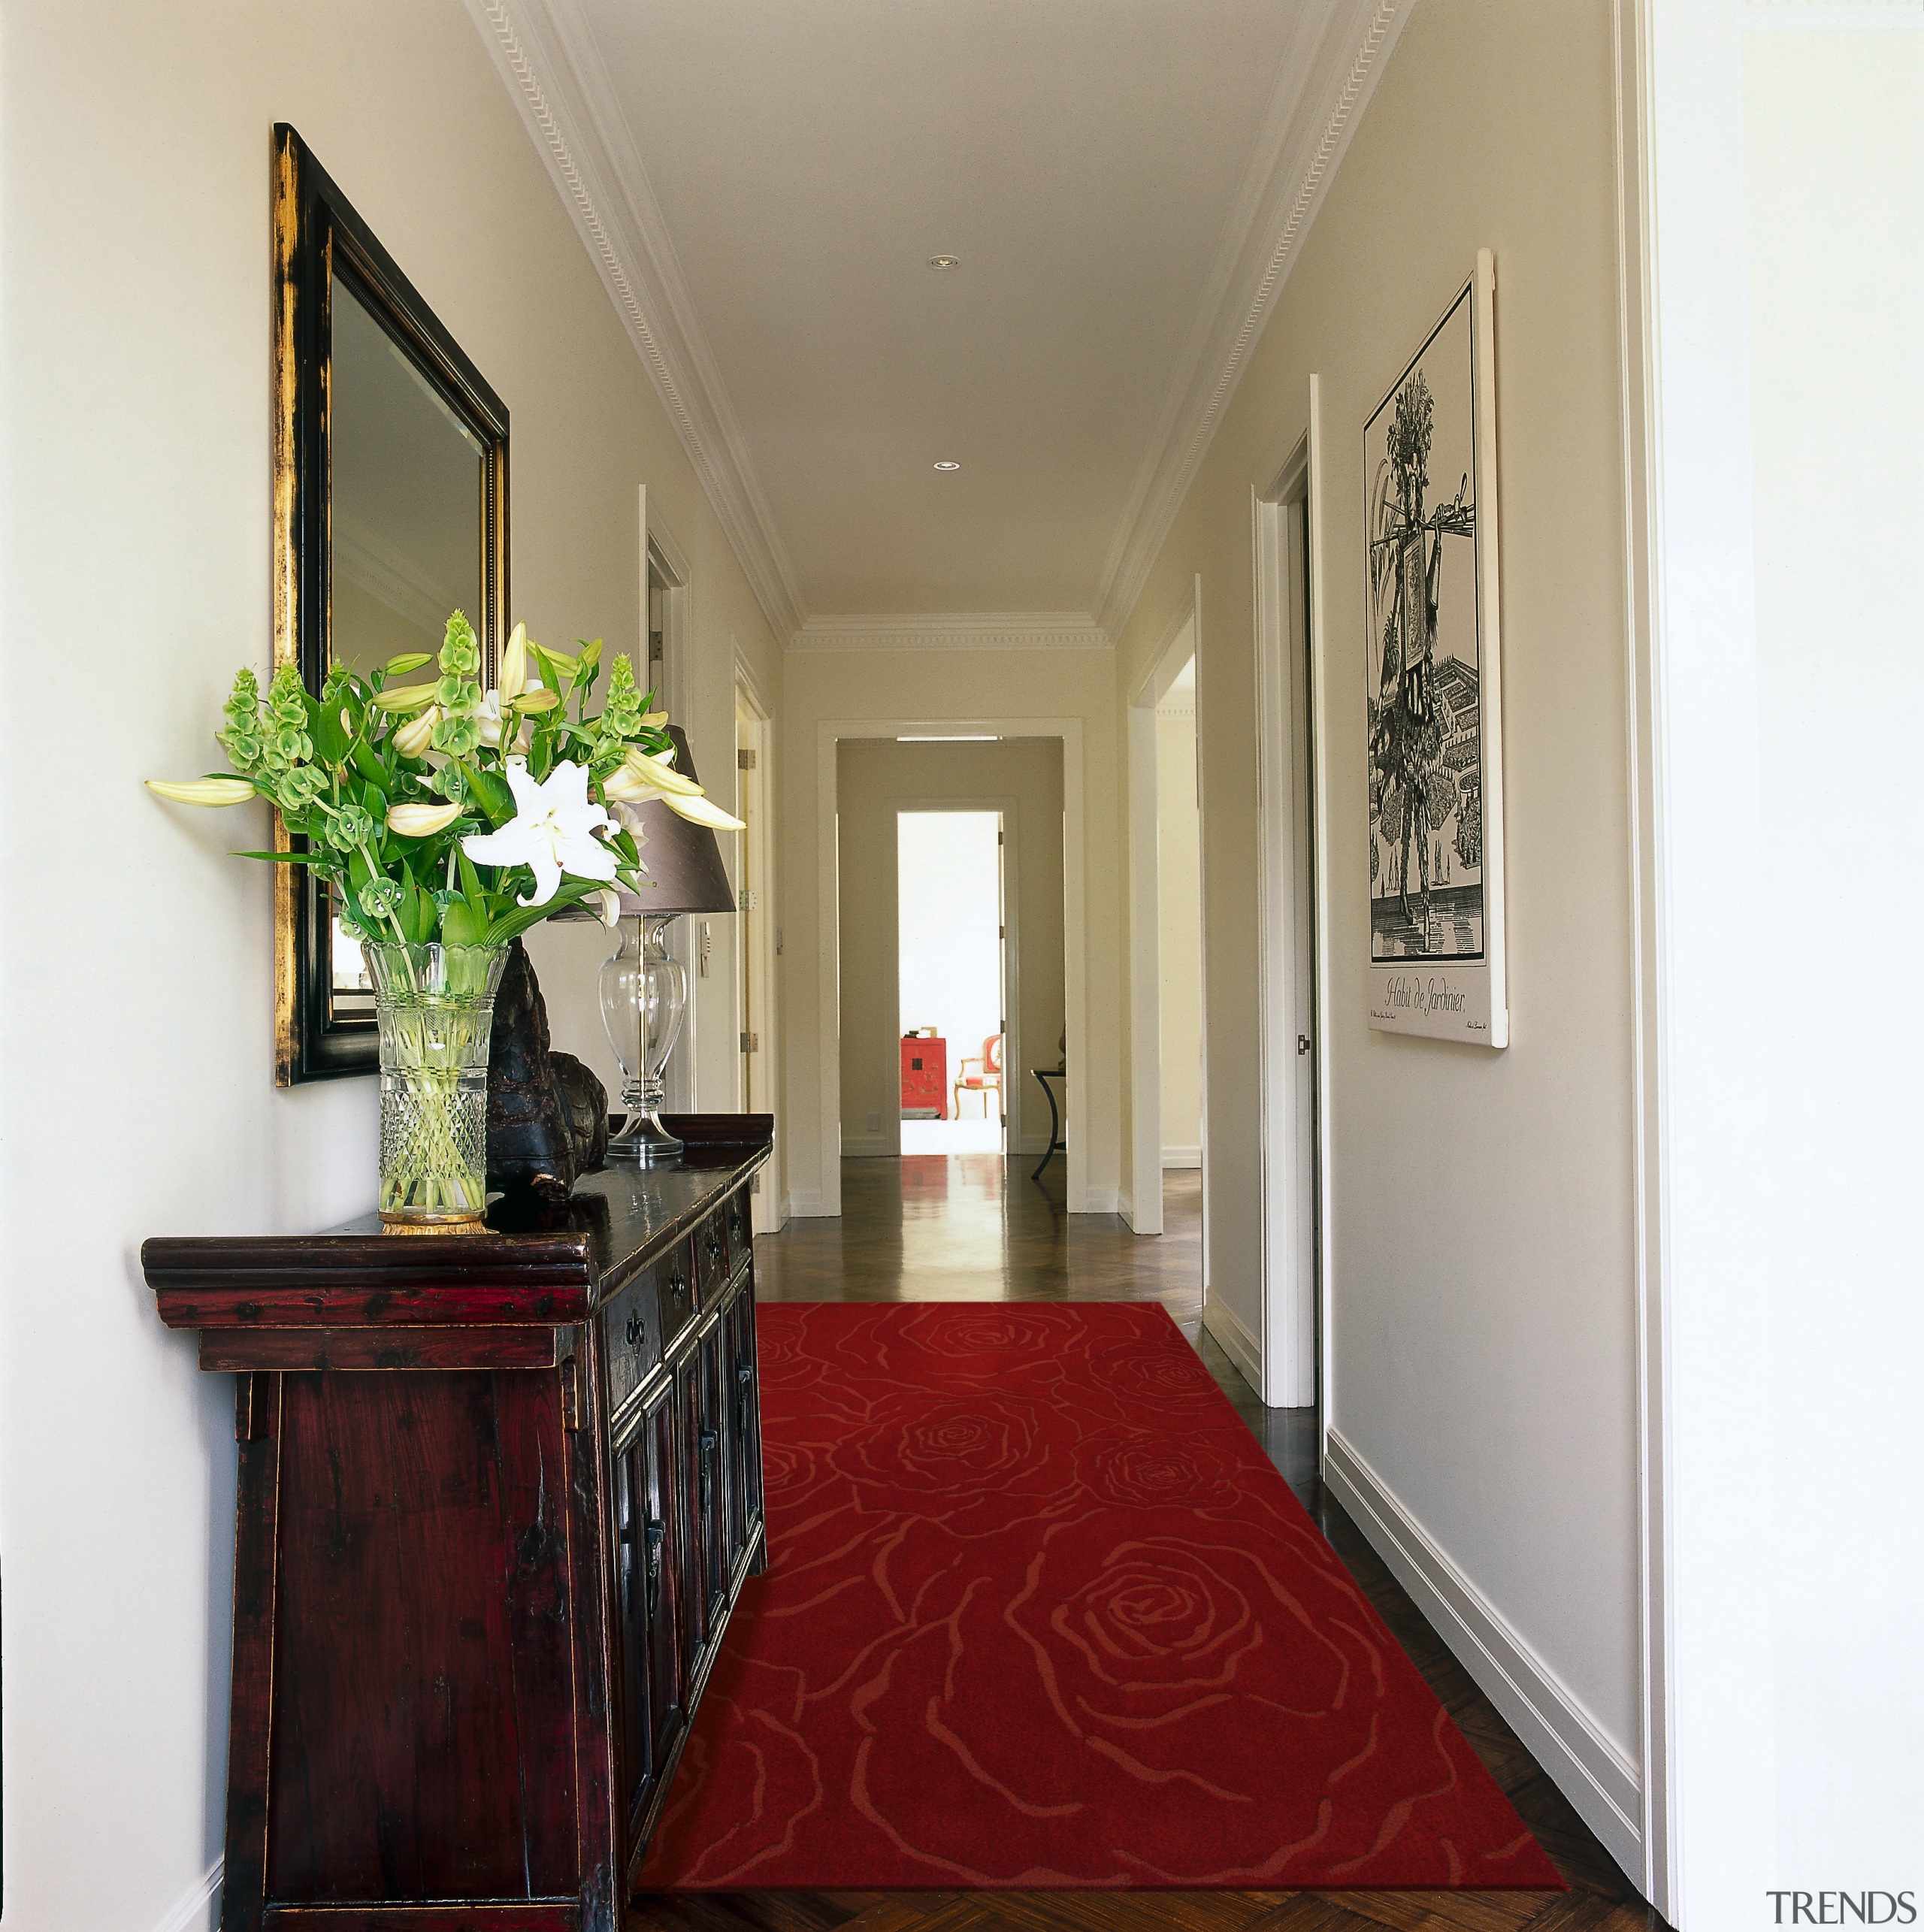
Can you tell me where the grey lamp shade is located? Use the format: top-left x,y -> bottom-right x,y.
561,726 -> 737,919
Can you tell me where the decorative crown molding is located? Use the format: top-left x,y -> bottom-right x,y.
468,0 -> 1410,655
1094,0 -> 1411,643
465,0 -> 805,640
790,612 -> 1112,655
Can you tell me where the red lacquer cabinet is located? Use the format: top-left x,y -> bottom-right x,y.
144,1117 -> 773,1932
900,1033 -> 947,1118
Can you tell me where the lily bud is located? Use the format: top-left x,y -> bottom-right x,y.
145,776 -> 257,807
601,763 -> 656,804
383,652 -> 434,678
625,746 -> 702,796
386,800 -> 462,839
373,682 -> 438,715
515,686 -> 561,714
664,790 -> 746,833
499,622 -> 529,700
392,704 -> 441,758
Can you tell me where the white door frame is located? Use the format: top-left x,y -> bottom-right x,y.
639,488 -> 698,1111
889,799 -> 1021,1154
733,649 -> 781,1231
815,719 -> 1085,1217
1252,406 -> 1330,1411
1125,583 -> 1203,1241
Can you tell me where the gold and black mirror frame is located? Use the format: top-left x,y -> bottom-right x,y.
271,124 -> 509,1084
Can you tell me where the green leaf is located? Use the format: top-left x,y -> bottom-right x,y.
230,848 -> 328,865
461,763 -> 515,827
440,896 -> 486,946
484,881 -> 595,947
312,699 -> 350,766
458,848 -> 486,906
349,739 -> 386,786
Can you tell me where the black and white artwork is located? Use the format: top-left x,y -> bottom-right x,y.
1364,251 -> 1508,1046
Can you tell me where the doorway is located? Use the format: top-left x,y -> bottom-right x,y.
896,809 -> 1008,1156
735,668 -> 778,1230
1127,587 -> 1208,1250
1253,429 -> 1324,1411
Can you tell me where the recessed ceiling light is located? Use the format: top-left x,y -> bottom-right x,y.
933,460 -> 960,471
927,255 -> 960,271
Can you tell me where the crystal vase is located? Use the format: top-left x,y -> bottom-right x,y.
365,942 -> 509,1229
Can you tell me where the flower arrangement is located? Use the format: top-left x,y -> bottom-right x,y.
147,612 -> 742,1225
147,610 -> 740,943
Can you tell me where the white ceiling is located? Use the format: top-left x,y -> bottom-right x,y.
470,0 -> 1408,639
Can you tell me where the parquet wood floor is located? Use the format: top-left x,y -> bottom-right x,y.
638,1157 -> 1665,1932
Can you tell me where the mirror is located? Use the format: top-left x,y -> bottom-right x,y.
271,125 -> 508,1083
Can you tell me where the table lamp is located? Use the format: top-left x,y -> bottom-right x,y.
589,727 -> 737,1166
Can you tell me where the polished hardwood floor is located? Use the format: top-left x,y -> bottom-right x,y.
638,1157 -> 1665,1932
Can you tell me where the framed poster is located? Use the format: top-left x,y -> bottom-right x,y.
1363,248 -> 1507,1047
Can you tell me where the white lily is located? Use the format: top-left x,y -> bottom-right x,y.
589,887 -> 622,928
461,758 -> 618,907
145,776 -> 257,806
664,789 -> 746,833
392,704 -> 441,758
386,801 -> 462,838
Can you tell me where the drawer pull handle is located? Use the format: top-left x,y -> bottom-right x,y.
699,1426 -> 718,1514
736,1362 -> 753,1435
704,1231 -> 723,1266
625,1310 -> 643,1350
669,1270 -> 687,1306
644,1518 -> 665,1620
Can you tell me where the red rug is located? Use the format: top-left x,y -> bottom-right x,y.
638,1302 -> 1562,1891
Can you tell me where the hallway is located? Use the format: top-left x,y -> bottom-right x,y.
712,1163 -> 1664,1932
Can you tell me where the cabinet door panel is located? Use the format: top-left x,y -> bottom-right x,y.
613,1375 -> 683,1834
724,1290 -> 759,1570
673,1344 -> 709,1666
695,1323 -> 729,1635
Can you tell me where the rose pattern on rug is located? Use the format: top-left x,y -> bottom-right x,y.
638,1301 -> 1562,1891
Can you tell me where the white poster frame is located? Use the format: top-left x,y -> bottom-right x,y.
1363,249 -> 1507,1048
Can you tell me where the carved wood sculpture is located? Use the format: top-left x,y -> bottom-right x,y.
488,936 -> 609,1201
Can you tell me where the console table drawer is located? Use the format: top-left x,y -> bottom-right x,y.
602,1265 -> 661,1416
693,1206 -> 730,1300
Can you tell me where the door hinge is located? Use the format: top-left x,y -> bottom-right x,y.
741,1031 -> 759,1053
737,748 -> 756,769
738,887 -> 757,912
560,1355 -> 582,1432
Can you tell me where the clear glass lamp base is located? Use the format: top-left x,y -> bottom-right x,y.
599,913 -> 689,1168
607,1094 -> 684,1167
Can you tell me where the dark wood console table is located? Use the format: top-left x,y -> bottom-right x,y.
144,1114 -> 773,1932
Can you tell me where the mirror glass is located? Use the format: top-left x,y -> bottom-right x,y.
327,274 -> 487,1017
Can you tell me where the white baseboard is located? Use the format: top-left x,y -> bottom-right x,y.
1161,1144 -> 1202,1169
1080,1185 -> 1120,1214
1202,1293 -> 1263,1393
839,1136 -> 894,1158
1321,1426 -> 1644,1887
154,1861 -> 221,1932
782,1188 -> 827,1218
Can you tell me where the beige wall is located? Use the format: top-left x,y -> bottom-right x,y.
835,739 -> 1065,1157
0,2 -> 779,1924
1114,0 -> 1639,1825
1742,21 -> 1924,1884
779,647 -> 1119,1215
1155,706 -> 1202,1160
